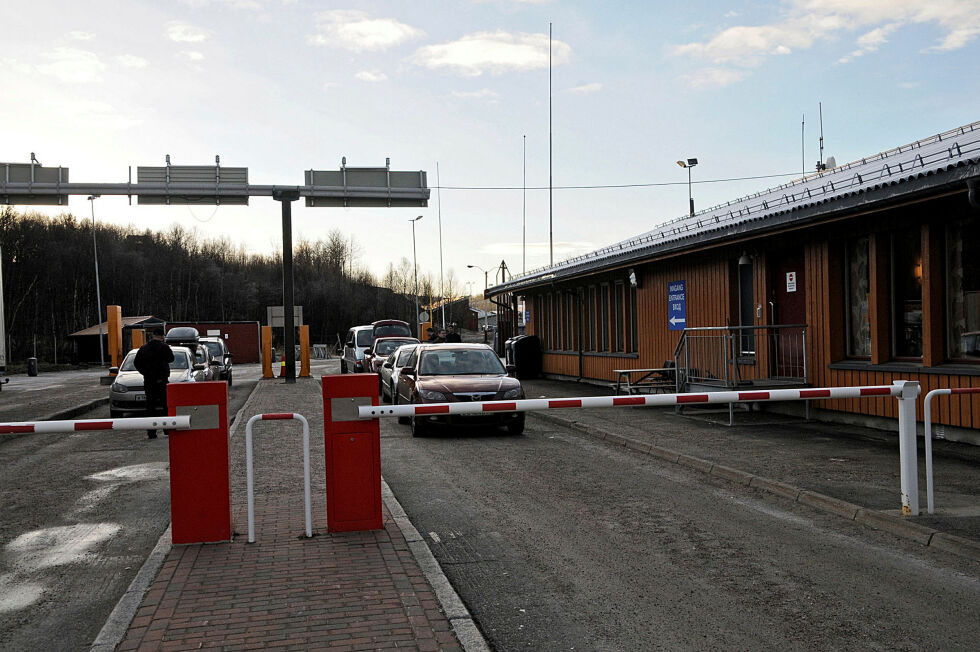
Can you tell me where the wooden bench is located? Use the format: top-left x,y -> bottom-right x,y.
613,365 -> 675,395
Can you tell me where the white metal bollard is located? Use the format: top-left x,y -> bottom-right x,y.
894,380 -> 921,516
245,413 -> 312,543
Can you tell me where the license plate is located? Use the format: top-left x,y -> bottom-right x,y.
135,394 -> 146,401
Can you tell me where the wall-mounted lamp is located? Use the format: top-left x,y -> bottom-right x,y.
738,252 -> 752,266
628,268 -> 639,288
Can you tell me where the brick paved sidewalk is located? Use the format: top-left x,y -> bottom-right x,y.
118,378 -> 463,651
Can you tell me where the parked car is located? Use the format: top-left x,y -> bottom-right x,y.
201,336 -> 233,384
372,319 -> 412,340
380,343 -> 419,403
395,343 -> 525,437
109,346 -> 210,417
341,325 -> 373,373
365,336 -> 420,375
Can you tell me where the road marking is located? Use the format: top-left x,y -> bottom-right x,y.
429,532 -> 442,544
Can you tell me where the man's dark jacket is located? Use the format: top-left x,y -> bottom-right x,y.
134,340 -> 174,380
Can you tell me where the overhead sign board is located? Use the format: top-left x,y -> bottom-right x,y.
137,163 -> 249,205
668,280 -> 687,330
305,167 -> 428,207
267,305 -> 303,328
1,162 -> 69,205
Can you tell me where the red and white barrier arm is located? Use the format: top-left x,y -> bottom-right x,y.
360,385 -> 902,420
0,415 -> 190,435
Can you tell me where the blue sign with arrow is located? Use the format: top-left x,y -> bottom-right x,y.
668,280 -> 687,330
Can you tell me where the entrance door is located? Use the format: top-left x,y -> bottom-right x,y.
768,250 -> 806,378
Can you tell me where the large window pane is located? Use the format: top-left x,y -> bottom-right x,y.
845,237 -> 871,357
614,282 -> 625,352
947,217 -> 980,361
599,284 -> 610,352
587,286 -> 596,351
891,228 -> 922,358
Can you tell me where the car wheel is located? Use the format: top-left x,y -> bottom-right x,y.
110,409 -> 124,418
506,414 -> 526,436
395,394 -> 410,424
411,416 -> 428,438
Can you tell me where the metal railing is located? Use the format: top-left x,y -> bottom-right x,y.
673,325 -> 808,392
923,387 -> 980,514
245,413 -> 312,543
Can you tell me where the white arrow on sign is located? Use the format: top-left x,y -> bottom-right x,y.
669,316 -> 686,326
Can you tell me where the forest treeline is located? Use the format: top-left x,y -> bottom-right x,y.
0,207 -> 451,365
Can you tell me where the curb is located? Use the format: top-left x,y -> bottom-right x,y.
45,397 -> 109,421
381,479 -> 490,652
529,410 -> 980,562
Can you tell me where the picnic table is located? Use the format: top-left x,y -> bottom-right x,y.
613,366 -> 675,395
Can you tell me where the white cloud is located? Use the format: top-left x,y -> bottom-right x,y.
166,21 -> 209,43
451,88 -> 499,99
308,10 -> 422,52
58,99 -> 144,130
566,82 -> 602,94
179,0 -> 262,9
355,70 -> 387,82
180,51 -> 205,61
69,31 -> 95,41
682,67 -> 748,89
411,31 -> 571,77
675,0 -> 980,71
117,54 -> 148,68
36,47 -> 105,84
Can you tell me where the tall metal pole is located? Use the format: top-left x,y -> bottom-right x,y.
437,162 -> 445,328
687,166 -> 694,217
548,22 -> 553,267
0,245 -> 6,375
274,189 -> 300,384
89,195 -> 105,366
523,134 -> 526,275
411,216 -> 422,338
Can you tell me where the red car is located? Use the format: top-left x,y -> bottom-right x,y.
364,336 -> 420,374
394,343 -> 525,437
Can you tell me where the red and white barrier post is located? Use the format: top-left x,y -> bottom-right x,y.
245,413 -> 312,543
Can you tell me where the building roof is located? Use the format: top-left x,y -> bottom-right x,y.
68,316 -> 165,337
491,120 -> 980,295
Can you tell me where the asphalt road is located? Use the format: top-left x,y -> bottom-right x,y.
0,378 -> 258,652
380,414 -> 980,651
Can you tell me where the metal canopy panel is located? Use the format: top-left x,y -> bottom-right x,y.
136,165 -> 249,205
304,168 -> 428,207
1,163 -> 69,205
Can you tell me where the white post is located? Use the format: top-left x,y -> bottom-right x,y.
894,380 -> 921,516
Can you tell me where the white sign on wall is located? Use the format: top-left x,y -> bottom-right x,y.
786,272 -> 797,293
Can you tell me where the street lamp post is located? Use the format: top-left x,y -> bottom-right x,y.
467,264 -> 489,334
676,158 -> 698,217
88,195 -> 105,367
410,216 -> 423,338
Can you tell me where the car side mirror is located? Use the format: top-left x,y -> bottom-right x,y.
401,367 -> 415,378
109,366 -> 119,374
193,363 -> 205,371
226,353 -> 233,358
383,362 -> 393,368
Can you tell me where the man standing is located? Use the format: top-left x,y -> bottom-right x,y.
134,330 -> 174,439
445,324 -> 462,343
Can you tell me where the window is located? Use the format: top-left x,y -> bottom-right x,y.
565,292 -> 576,351
738,260 -> 755,354
599,284 -> 610,352
587,286 -> 596,352
947,217 -> 980,362
845,237 -> 871,358
629,284 -> 638,353
546,293 -> 554,349
614,281 -> 625,352
891,228 -> 922,359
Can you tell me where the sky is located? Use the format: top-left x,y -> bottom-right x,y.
3,0 -> 979,296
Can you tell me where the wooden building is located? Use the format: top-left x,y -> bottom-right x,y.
488,122 -> 980,442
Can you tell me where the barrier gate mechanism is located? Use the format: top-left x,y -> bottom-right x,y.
362,381 -> 926,517
245,413 -> 312,543
0,415 -> 189,434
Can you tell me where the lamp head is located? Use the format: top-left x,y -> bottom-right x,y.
687,158 -> 698,167
676,160 -> 686,168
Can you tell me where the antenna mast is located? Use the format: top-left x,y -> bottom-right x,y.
818,102 -> 825,171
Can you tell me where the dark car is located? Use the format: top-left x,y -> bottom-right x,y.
201,336 -> 233,384
365,336 -> 420,375
372,319 -> 412,340
395,343 -> 524,437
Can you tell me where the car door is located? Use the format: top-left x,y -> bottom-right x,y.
395,347 -> 420,404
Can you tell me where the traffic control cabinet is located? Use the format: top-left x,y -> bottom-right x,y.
322,374 -> 382,532
167,381 -> 232,544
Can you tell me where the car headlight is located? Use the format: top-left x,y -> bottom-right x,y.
503,387 -> 523,399
420,389 -> 447,401
111,382 -> 128,393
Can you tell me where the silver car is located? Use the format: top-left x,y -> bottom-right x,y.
380,343 -> 419,403
201,336 -> 233,384
109,346 -> 210,417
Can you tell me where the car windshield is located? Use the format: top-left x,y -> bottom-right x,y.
418,349 -> 506,375
119,351 -> 190,371
356,330 -> 373,347
375,339 -> 416,355
374,323 -> 411,338
203,342 -> 223,358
